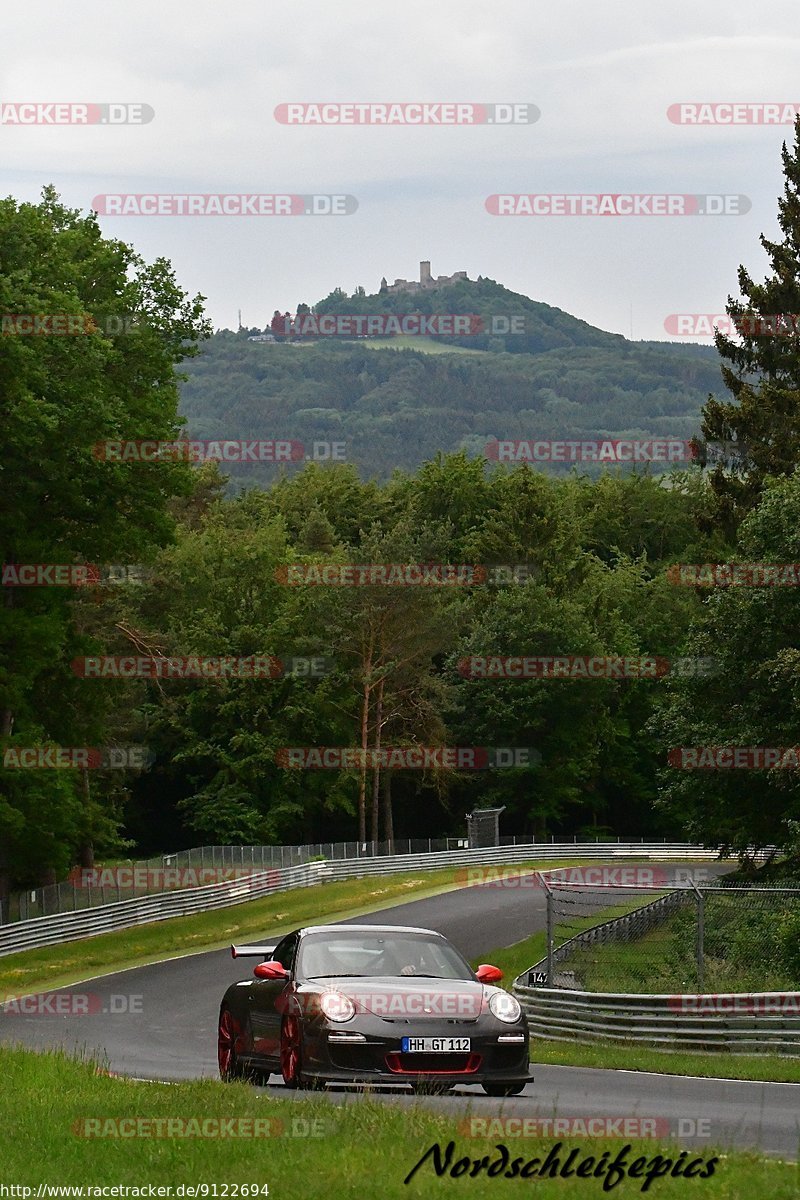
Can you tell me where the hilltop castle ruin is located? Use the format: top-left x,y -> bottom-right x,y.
380,261 -> 469,295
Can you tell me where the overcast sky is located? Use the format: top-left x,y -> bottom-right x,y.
3,1 -> 799,340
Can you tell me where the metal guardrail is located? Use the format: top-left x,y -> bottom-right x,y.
0,861 -> 325,959
513,984 -> 800,1054
1,834 -> 690,924
0,842 -> 720,958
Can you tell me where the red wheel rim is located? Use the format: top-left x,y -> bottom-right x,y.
218,1009 -> 236,1077
281,1016 -> 301,1085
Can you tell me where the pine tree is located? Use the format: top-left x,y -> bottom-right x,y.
700,117 -> 800,534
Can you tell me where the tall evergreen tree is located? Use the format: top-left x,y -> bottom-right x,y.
701,117 -> 800,533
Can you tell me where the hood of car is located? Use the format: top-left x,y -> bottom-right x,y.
299,976 -> 488,1021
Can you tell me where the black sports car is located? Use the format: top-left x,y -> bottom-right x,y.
218,923 -> 531,1095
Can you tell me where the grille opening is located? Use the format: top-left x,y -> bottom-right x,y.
385,1052 -> 482,1074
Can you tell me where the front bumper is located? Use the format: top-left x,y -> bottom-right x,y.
302,1017 -> 531,1084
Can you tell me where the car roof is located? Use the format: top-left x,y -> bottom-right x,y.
298,924 -> 445,938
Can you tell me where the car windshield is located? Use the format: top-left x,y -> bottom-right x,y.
297,932 -> 474,981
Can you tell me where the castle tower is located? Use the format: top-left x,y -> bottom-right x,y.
380,276 -> 388,293
420,260 -> 432,286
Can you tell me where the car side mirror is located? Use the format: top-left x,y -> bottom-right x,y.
254,960 -> 288,980
476,963 -> 504,983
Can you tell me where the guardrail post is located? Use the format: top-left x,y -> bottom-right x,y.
697,889 -> 705,992
540,875 -> 554,986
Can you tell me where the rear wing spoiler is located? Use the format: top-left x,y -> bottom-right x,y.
231,944 -> 277,960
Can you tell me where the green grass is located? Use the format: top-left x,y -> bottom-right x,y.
528,1038 -> 800,1083
470,894 -> 662,988
356,335 -> 483,355
0,860 -> 592,1000
567,898 -> 800,995
565,913 -> 689,994
0,1047 -> 797,1196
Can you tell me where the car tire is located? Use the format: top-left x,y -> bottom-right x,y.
218,1007 -> 244,1081
280,1015 -> 307,1087
482,1081 -> 527,1097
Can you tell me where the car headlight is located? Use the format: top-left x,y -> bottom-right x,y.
488,990 -> 522,1023
319,991 -> 356,1022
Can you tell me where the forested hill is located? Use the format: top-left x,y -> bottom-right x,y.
179,277 -> 723,485
311,275 -> 627,354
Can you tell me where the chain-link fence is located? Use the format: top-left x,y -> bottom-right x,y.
0,832 -> 634,924
530,878 -> 800,993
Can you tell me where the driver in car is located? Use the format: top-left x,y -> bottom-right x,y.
397,943 -> 428,976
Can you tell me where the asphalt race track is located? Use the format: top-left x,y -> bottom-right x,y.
2,862 -> 798,1158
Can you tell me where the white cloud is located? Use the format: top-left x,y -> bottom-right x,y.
1,0 -> 798,335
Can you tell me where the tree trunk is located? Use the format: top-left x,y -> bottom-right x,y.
358,635 -> 374,843
369,676 -> 385,845
78,768 -> 95,869
381,770 -> 394,853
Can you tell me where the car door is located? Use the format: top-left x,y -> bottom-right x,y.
249,933 -> 298,1061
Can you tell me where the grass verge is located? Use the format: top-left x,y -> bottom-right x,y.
470,893 -> 659,986
568,898 -> 799,994
528,1038 -> 800,1084
0,1046 -> 797,1197
357,335 -> 483,354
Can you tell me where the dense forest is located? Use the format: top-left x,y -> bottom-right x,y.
4,121 -> 800,892
180,288 -> 722,487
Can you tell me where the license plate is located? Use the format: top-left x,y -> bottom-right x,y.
401,1037 -> 470,1053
